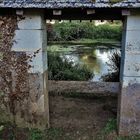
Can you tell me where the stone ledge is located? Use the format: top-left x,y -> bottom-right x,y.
48,80 -> 120,96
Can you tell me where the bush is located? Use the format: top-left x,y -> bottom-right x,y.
47,21 -> 122,41
101,51 -> 121,82
48,53 -> 93,81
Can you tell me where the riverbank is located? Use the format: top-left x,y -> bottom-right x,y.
48,38 -> 121,48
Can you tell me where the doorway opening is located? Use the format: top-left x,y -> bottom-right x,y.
46,18 -> 122,139
47,20 -> 122,82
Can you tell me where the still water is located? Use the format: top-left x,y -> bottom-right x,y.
48,44 -> 120,81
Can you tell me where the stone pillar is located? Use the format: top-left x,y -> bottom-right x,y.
118,12 -> 140,135
12,10 -> 49,129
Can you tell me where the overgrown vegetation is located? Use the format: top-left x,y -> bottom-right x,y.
0,122 -> 71,140
96,118 -> 140,140
1,118 -> 140,140
47,21 -> 122,42
101,51 -> 121,82
48,53 -> 93,81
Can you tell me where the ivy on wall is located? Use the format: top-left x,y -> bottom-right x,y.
0,15 -> 40,126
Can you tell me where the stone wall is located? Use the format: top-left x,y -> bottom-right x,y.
49,81 -> 120,96
0,10 -> 49,129
118,11 -> 140,135
0,15 -> 18,123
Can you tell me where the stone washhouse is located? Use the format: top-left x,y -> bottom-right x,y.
0,0 -> 140,136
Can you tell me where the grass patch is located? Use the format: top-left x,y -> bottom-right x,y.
103,118 -> 117,134
0,124 -> 71,140
97,118 -> 140,140
1,119 -> 140,139
29,129 -> 44,140
45,128 -> 72,140
48,38 -> 120,47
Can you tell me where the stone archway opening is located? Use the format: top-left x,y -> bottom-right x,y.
45,9 -> 124,135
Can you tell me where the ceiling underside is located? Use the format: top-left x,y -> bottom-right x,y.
45,8 -> 123,20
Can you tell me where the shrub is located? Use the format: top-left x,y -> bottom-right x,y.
101,51 -> 121,82
48,53 -> 93,81
47,21 -> 122,42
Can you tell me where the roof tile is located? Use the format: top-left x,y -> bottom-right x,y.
0,0 -> 139,8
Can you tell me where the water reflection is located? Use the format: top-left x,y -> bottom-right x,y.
48,45 -> 120,81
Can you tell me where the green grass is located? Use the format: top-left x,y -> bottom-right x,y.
28,128 -> 71,140
45,128 -> 71,140
97,118 -> 140,140
29,129 -> 44,140
48,38 -> 120,47
103,118 -> 117,134
0,123 -> 70,140
1,119 -> 140,140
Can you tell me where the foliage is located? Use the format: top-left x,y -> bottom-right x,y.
29,129 -> 44,140
47,21 -> 122,42
45,128 -> 69,140
1,120 -> 140,140
97,118 -> 140,140
48,53 -> 93,81
103,118 -> 117,134
0,123 -> 71,140
101,51 -> 121,82
0,16 -> 19,125
0,16 -> 40,140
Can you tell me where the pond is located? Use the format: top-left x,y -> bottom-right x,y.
47,44 -> 120,81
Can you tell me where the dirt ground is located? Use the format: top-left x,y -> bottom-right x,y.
49,94 -> 117,140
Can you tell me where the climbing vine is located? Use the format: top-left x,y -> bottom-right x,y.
0,15 -> 40,125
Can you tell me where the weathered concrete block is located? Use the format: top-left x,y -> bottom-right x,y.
11,10 -> 49,129
122,77 -> 140,87
119,82 -> 140,135
119,13 -> 140,135
125,31 -> 140,53
17,11 -> 45,30
126,16 -> 140,31
13,30 -> 43,52
123,54 -> 140,76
